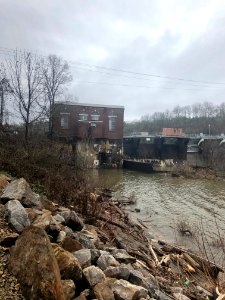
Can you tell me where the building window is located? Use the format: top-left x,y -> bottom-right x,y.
109,116 -> 117,131
60,114 -> 69,129
79,113 -> 88,121
91,113 -> 100,121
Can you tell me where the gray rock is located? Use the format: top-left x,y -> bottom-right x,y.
59,209 -> 71,223
132,261 -> 152,277
155,290 -> 173,300
64,226 -> 75,237
74,232 -> 95,249
83,266 -> 106,287
1,178 -> 42,210
54,214 -> 65,224
73,249 -> 92,269
97,253 -> 120,271
110,279 -> 148,300
60,210 -> 84,231
104,266 -> 131,280
129,270 -> 158,296
81,228 -> 98,244
90,249 -> 101,264
111,249 -> 136,264
5,200 -> 30,233
68,211 -> 84,231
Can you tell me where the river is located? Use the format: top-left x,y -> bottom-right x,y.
89,169 -> 225,261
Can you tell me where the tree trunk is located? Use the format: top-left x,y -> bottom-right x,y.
0,88 -> 4,126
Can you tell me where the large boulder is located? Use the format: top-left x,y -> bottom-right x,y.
73,249 -> 92,269
128,270 -> 158,296
111,249 -> 136,264
104,266 -> 131,281
97,253 -> 120,271
5,200 -> 30,233
73,232 -> 95,249
59,210 -> 84,231
1,178 -> 42,209
94,278 -> 116,300
53,214 -> 66,224
8,226 -> 65,300
110,279 -> 148,300
52,244 -> 82,281
83,266 -> 106,287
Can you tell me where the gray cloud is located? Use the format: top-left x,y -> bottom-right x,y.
1,0 -> 225,121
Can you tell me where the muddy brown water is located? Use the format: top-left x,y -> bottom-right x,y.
89,169 -> 225,262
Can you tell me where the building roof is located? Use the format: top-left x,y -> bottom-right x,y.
55,101 -> 124,109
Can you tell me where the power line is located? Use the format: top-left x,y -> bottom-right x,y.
73,66 -> 225,89
1,45 -> 225,86
69,61 -> 225,86
76,80 -> 225,91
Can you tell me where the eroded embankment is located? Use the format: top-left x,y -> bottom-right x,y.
0,175 -> 224,300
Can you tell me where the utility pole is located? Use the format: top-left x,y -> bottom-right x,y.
208,124 -> 211,136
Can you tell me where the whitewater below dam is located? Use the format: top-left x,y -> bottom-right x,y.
90,169 -> 225,255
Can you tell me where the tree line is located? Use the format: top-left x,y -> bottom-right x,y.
0,51 -> 72,141
124,102 -> 225,136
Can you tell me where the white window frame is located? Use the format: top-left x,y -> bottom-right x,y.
91,114 -> 100,121
108,115 -> 117,131
79,113 -> 88,121
60,113 -> 70,129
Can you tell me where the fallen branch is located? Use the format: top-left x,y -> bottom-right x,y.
98,216 -> 126,229
148,240 -> 159,266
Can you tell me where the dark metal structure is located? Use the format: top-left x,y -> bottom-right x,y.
123,135 -> 189,160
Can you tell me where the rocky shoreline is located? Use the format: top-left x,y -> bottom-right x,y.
0,175 -> 224,299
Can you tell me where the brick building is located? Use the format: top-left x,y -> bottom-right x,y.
53,102 -> 124,144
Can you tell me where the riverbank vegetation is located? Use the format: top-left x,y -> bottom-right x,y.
0,127 -> 105,223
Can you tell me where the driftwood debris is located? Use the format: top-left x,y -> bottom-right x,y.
96,191 -> 225,298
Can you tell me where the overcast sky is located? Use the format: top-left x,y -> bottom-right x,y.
1,0 -> 225,121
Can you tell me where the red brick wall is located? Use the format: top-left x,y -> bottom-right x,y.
162,128 -> 183,136
53,103 -> 124,141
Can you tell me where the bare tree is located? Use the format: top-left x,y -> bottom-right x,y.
6,51 -> 45,141
42,55 -> 72,140
0,65 -> 12,125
